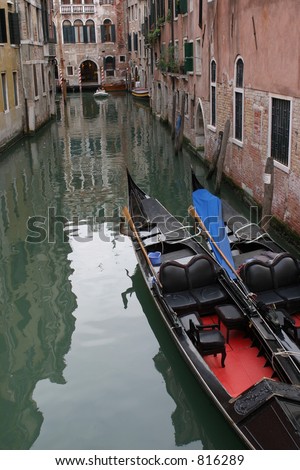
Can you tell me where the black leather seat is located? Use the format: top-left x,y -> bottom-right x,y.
240,260 -> 285,307
273,255 -> 300,309
239,252 -> 300,312
187,255 -> 228,310
159,254 -> 228,313
159,261 -> 198,311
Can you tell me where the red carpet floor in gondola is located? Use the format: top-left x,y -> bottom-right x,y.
202,314 -> 277,398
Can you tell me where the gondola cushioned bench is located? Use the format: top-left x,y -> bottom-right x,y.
239,252 -> 300,313
159,254 -> 228,313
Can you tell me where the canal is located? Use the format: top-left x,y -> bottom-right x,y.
0,92 -> 246,450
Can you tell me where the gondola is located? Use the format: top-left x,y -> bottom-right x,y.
191,168 -> 300,317
124,169 -> 300,450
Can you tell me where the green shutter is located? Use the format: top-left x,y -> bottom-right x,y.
184,42 -> 193,73
83,25 -> 88,43
179,0 -> 187,14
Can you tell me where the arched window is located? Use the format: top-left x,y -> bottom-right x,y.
101,19 -> 116,43
86,19 -> 95,43
234,57 -> 244,142
74,19 -> 84,43
210,59 -> 216,127
62,20 -> 74,43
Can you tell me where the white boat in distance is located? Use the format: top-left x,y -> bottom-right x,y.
94,88 -> 109,99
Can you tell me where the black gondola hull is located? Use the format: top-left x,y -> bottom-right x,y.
125,170 -> 300,449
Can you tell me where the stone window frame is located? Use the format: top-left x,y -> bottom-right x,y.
208,58 -> 216,131
233,55 -> 244,146
268,94 -> 292,173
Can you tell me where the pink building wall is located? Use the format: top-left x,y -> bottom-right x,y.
152,0 -> 300,236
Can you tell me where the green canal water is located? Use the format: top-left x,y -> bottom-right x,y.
0,93 -> 245,450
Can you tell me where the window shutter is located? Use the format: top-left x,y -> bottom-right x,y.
0,9 -> 7,43
83,25 -> 88,43
179,0 -> 187,14
90,24 -> 95,43
199,0 -> 203,28
150,3 -> 155,29
63,24 -> 68,43
41,3 -> 49,42
134,32 -> 138,51
53,23 -> 57,43
128,33 -> 132,51
70,26 -> 75,43
111,24 -> 115,42
184,42 -> 193,72
8,12 -> 20,45
100,24 -> 105,42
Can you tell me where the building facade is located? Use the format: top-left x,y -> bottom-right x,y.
126,0 -> 148,88
148,0 -> 300,237
18,0 -> 57,132
1,0 -> 300,237
0,0 -> 56,151
0,0 -> 24,150
53,0 -> 129,91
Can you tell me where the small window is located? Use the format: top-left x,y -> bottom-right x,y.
0,8 -> 7,43
101,19 -> 115,43
1,73 -> 8,111
86,19 -> 95,43
41,64 -> 45,93
67,66 -> 74,76
195,38 -> 201,74
271,97 -> 291,167
74,19 -> 84,43
210,59 -> 216,127
13,71 -> 19,107
234,57 -> 244,142
33,64 -> 38,98
8,12 -> 20,45
184,42 -> 193,73
119,55 -> 126,62
104,55 -> 115,77
63,20 -> 75,43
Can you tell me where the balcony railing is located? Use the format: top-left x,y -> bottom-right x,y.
61,5 -> 95,14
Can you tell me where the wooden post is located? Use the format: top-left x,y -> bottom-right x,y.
261,157 -> 274,231
207,131 -> 223,179
215,119 -> 231,194
171,92 -> 176,139
175,93 -> 185,154
62,78 -> 67,105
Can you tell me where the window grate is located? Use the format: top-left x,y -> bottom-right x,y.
271,98 -> 290,166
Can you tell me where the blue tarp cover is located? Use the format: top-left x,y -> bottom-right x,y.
192,188 -> 236,279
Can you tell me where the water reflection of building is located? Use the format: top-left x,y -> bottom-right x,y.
0,128 -> 77,449
56,94 -> 153,221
